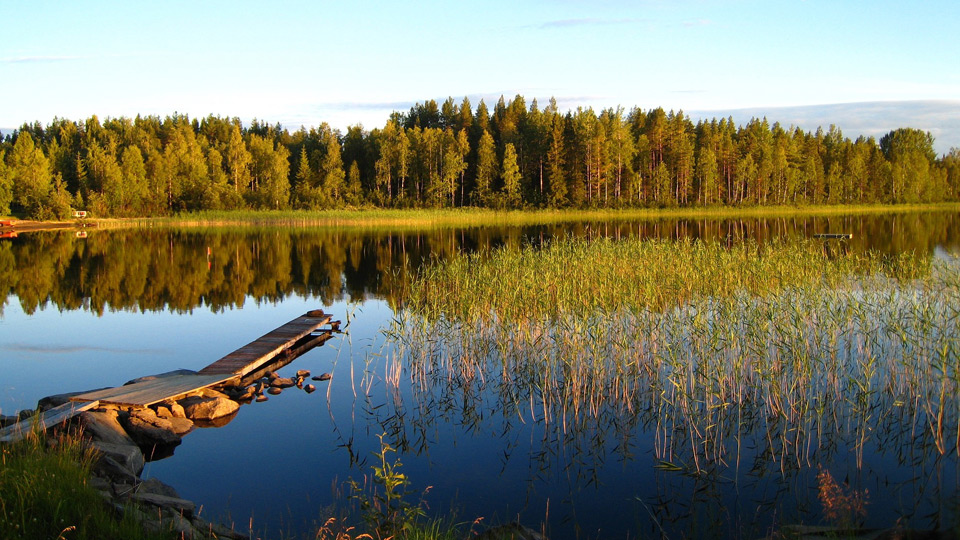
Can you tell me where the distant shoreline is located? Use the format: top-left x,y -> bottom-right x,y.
4,203 -> 959,233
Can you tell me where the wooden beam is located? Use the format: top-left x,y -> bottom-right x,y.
0,401 -> 100,443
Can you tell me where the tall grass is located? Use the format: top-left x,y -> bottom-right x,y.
386,237 -> 959,484
0,429 -> 168,540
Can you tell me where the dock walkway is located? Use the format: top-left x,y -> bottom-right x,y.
67,310 -> 336,408
1,310 -> 338,443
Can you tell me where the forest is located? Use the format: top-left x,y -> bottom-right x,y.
1,95 -> 959,219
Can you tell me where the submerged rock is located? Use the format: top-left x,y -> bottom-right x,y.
271,377 -> 296,389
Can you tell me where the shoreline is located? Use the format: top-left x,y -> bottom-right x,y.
3,202 -> 958,234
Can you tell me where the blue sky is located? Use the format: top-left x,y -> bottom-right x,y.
2,0 -> 959,152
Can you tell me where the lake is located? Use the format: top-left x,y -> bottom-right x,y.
1,210 -> 958,539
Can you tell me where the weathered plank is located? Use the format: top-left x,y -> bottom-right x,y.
70,374 -> 234,407
0,400 -> 100,443
199,312 -> 332,376
814,233 -> 853,239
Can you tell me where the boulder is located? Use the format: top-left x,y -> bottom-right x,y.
313,373 -> 332,381
165,416 -> 194,436
89,440 -> 145,480
137,477 -> 180,498
304,384 -> 316,394
124,369 -> 196,386
256,395 -> 269,402
37,391 -> 108,411
267,387 -> 282,395
296,369 -> 311,378
178,395 -> 239,422
78,409 -> 135,446
118,408 -> 182,453
156,401 -> 187,419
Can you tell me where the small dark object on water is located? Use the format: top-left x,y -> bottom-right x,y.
296,369 -> 310,378
304,384 -> 316,394
267,387 -> 282,395
312,373 -> 332,382
256,395 -> 268,402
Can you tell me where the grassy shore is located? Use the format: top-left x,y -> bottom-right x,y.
6,202 -> 954,232
0,429 -> 169,540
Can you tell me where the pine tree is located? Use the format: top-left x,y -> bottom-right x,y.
501,143 -> 522,208
0,150 -> 11,214
9,131 -> 53,218
546,117 -> 567,207
473,130 -> 496,206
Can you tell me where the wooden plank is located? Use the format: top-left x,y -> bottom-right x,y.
0,401 -> 100,443
814,233 -> 853,239
199,312 -> 332,376
70,374 -> 234,407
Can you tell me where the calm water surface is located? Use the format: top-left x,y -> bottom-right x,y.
1,212 -> 958,538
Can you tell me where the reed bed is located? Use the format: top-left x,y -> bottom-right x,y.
385,237 -> 959,482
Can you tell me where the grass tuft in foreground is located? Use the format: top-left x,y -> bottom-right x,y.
0,428 -> 167,540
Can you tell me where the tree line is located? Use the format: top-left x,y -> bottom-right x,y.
1,95 -> 959,219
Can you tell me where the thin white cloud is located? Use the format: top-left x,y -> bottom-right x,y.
1,55 -> 84,64
1,343 -> 166,355
538,17 -> 646,29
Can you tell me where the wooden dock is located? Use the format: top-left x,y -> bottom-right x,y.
68,310 -> 337,408
0,401 -> 101,443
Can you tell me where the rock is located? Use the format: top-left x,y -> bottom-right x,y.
267,371 -> 280,381
37,391 -> 108,411
89,440 -> 145,478
304,384 -> 316,394
165,417 -> 194,436
137,477 -> 180,498
124,369 -> 197,386
118,408 -> 181,455
178,394 -> 239,422
271,377 -> 296,389
477,523 -> 548,540
296,369 -> 311,378
256,395 -> 269,402
267,387 -> 283,395
198,387 -> 232,400
191,516 -> 251,540
90,448 -> 143,482
78,409 -> 135,446
131,492 -> 196,518
313,373 -> 332,381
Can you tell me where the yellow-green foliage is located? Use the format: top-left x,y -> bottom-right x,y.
407,237 -> 928,320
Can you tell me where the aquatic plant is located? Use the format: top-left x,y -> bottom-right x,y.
377,236 -> 959,530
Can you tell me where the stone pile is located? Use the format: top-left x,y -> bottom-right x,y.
222,369 -> 332,401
